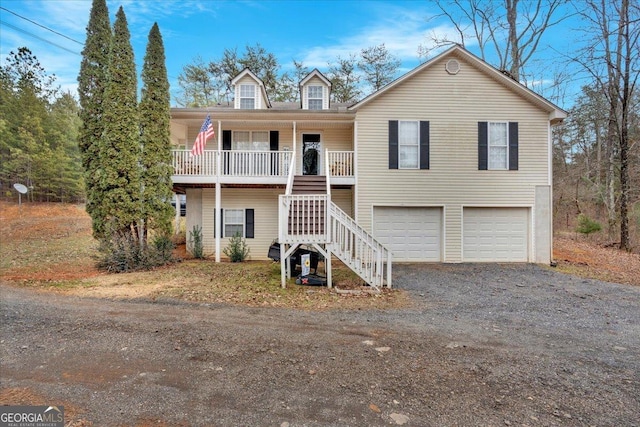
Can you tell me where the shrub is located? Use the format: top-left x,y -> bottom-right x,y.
96,232 -> 175,273
189,225 -> 204,259
223,231 -> 250,262
576,213 -> 602,236
151,233 -> 175,263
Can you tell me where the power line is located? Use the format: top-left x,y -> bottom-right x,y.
0,20 -> 81,56
0,6 -> 83,45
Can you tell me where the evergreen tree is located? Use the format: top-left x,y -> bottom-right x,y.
140,23 -> 174,238
358,44 -> 400,92
328,54 -> 361,103
100,6 -> 141,240
77,0 -> 111,236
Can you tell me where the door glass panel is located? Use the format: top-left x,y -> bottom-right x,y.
302,134 -> 320,175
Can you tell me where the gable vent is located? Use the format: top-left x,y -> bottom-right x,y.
445,59 -> 461,75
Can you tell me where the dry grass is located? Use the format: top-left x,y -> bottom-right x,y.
553,233 -> 640,286
0,201 -> 408,310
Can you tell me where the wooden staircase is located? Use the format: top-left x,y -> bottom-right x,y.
288,175 -> 326,236
291,175 -> 327,194
279,174 -> 391,290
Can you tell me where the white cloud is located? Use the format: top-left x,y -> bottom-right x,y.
299,3 -> 466,70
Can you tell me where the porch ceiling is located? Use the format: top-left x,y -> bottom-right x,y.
170,109 -> 355,130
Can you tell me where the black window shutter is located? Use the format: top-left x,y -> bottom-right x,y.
419,121 -> 430,170
222,130 -> 232,150
509,122 -> 519,170
478,122 -> 488,170
245,209 -> 254,239
269,131 -> 279,151
389,120 -> 398,169
269,131 -> 279,175
219,208 -> 223,237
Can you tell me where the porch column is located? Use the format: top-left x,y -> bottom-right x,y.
292,121 -> 297,175
354,120 -> 359,222
215,120 -> 222,262
174,193 -> 180,235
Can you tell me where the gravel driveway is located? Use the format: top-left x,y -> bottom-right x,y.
1,264 -> 639,426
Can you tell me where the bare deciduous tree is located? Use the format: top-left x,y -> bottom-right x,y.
420,0 -> 567,82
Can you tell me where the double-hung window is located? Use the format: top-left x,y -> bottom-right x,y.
488,122 -> 508,170
224,209 -> 244,237
399,121 -> 420,169
478,121 -> 518,171
240,84 -> 256,109
308,86 -> 323,110
388,120 -> 430,170
221,208 -> 254,238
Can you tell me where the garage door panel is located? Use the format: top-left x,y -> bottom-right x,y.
374,207 -> 442,262
463,208 -> 528,262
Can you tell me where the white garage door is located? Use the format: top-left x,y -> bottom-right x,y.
373,207 -> 441,262
463,207 -> 528,262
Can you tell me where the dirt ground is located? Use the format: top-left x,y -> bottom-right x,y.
1,201 -> 638,291
1,202 -> 639,426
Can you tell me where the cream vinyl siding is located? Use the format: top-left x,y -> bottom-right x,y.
295,126 -> 353,175
355,53 -> 550,262
192,187 -> 352,260
233,75 -> 265,109
201,187 -> 282,260
331,188 -> 354,217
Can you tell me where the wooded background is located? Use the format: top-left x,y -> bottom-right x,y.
1,0 -> 637,252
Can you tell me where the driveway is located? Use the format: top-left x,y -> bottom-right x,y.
1,264 -> 639,426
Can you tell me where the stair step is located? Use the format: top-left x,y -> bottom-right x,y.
291,175 -> 327,194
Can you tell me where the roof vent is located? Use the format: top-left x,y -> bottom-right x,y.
445,59 -> 461,75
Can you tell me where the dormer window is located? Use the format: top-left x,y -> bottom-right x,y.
240,84 -> 256,109
308,86 -> 323,110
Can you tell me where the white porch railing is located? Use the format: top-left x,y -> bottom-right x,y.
328,202 -> 391,289
327,151 -> 354,177
172,150 -> 217,176
279,194 -> 329,244
221,150 -> 292,177
172,150 -> 293,178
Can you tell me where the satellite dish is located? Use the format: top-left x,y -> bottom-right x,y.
13,183 -> 28,194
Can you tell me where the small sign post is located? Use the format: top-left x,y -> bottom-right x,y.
301,253 -> 310,277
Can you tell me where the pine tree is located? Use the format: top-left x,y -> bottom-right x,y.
100,6 -> 141,239
139,23 -> 174,238
77,0 -> 111,237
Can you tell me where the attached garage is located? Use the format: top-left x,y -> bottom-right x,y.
373,207 -> 442,262
463,207 -> 529,262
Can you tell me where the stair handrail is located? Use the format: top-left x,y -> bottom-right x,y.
325,149 -> 331,197
328,201 -> 392,288
284,152 -> 296,195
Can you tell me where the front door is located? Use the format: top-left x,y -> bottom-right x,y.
302,134 -> 321,175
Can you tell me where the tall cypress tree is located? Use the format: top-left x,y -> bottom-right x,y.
140,23 -> 174,238
77,0 -> 111,238
101,6 -> 141,239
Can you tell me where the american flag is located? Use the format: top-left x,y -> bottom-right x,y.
190,115 -> 215,156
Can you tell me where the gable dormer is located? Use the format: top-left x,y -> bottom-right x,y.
300,69 -> 331,110
231,68 -> 271,109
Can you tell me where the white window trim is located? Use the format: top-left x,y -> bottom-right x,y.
307,85 -> 323,110
398,120 -> 420,170
488,121 -> 509,170
239,84 -> 256,109
231,131 -> 270,150
223,209 -> 245,238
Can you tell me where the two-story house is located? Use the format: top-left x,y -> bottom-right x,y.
169,46 -> 566,288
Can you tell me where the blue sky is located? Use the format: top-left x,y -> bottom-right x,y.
0,0 -> 583,108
